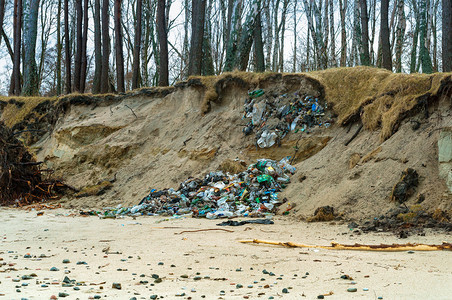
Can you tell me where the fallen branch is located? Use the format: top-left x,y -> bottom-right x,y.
239,239 -> 452,251
175,228 -> 234,235
344,124 -> 363,146
125,104 -> 138,119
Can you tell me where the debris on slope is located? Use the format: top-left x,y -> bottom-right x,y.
391,168 -> 419,203
242,89 -> 333,148
93,158 -> 296,219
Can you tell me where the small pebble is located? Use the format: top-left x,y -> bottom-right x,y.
76,261 -> 87,265
58,292 -> 69,297
73,287 -> 80,291
112,282 -> 122,289
236,284 -> 243,288
194,276 -> 201,281
154,278 -> 162,283
41,284 -> 48,288
150,296 -> 158,299
151,274 -> 159,279
50,267 -> 59,271
180,274 -> 189,278
347,288 -> 357,292
158,262 -> 164,265
317,296 -> 325,299
62,259 -> 70,264
93,296 -> 101,299
282,288 -> 289,293
363,288 -> 369,291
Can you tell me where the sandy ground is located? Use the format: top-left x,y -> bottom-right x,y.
0,208 -> 451,300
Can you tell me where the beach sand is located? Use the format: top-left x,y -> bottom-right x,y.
1,208 -> 451,299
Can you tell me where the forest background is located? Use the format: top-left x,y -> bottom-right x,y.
0,0 -> 451,96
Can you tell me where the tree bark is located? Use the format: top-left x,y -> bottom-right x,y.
380,0 -> 392,71
156,0 -> 168,85
64,0 -> 71,93
101,0 -> 110,93
115,0 -> 125,92
74,0 -> 82,92
80,0 -> 88,92
329,0 -> 336,67
395,0 -> 406,72
22,0 -> 40,96
223,0 -> 241,72
359,0 -> 370,65
188,0 -> 206,75
93,0 -> 102,93
254,1 -> 265,72
202,0 -> 215,75
443,0 -> 452,71
12,0 -> 22,95
419,0 -> 433,73
237,0 -> 261,71
0,0 -> 6,46
56,0 -> 62,95
339,0 -> 347,67
131,0 -> 142,89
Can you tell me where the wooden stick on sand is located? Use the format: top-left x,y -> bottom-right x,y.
239,239 -> 452,251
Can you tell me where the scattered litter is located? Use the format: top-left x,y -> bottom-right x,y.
243,90 -> 333,148
217,219 -> 274,226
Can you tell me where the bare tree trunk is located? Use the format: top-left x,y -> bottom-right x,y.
131,0 -> 142,89
292,0 -> 297,72
237,0 -> 261,71
339,0 -> 347,67
264,0 -> 272,70
381,0 -> 392,70
329,0 -> 336,67
115,0 -> 125,92
74,0 -> 82,92
101,0 -> 110,93
64,0 -> 71,93
56,0 -> 62,95
278,0 -> 289,72
324,0 -> 329,67
156,0 -> 168,85
306,25 -> 310,70
0,0 -> 6,45
22,0 -> 40,96
395,0 -> 406,72
80,0 -> 88,92
12,0 -> 22,95
369,0 -> 376,64
254,3 -> 265,72
224,0 -> 242,72
432,3 -> 438,71
359,0 -> 370,65
419,0 -> 433,73
202,0 -> 215,75
443,0 -> 452,71
272,0 -> 280,70
93,0 -> 102,93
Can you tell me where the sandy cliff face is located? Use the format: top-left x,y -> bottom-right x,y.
1,68 -> 451,220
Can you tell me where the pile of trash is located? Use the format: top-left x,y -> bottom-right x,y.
243,89 -> 333,148
97,158 -> 296,219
